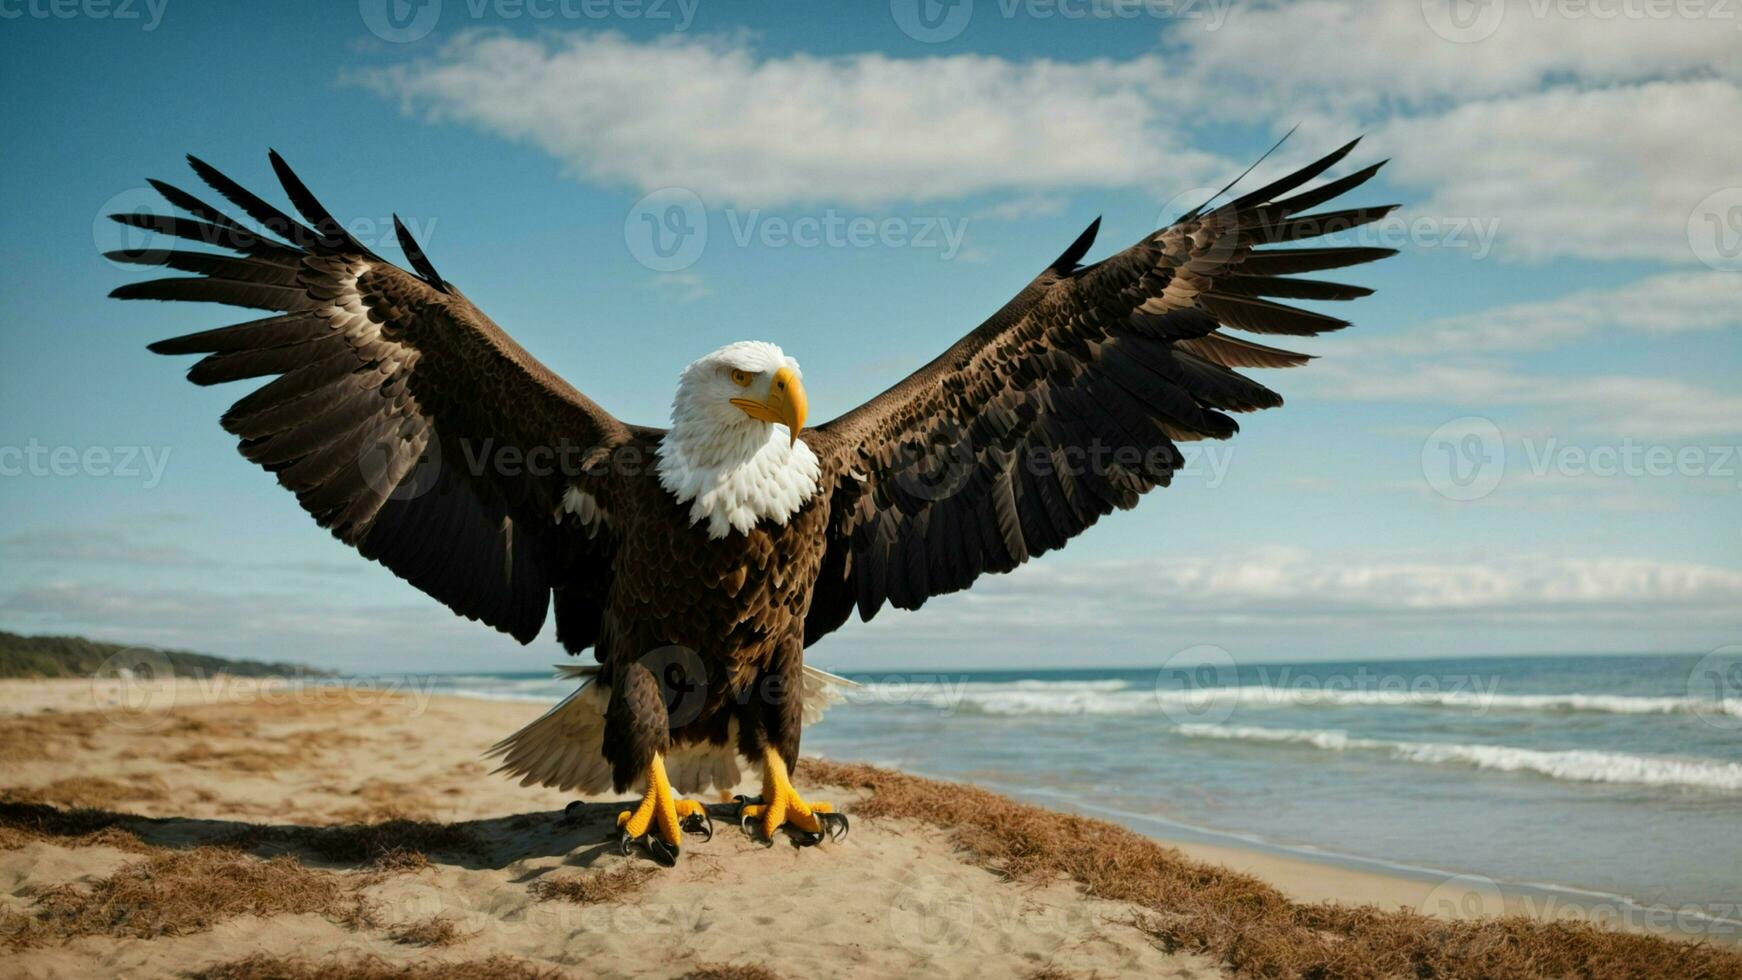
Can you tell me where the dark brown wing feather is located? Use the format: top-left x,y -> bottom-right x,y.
804,139 -> 1396,642
111,152 -> 641,646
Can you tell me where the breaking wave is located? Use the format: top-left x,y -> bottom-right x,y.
1172,723 -> 1742,792
850,679 -> 1742,720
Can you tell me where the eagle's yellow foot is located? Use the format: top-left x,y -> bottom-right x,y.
616,753 -> 712,866
734,748 -> 849,847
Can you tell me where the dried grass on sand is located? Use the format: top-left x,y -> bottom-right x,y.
527,864 -> 658,905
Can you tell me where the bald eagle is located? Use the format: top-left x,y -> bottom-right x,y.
110,140 -> 1395,864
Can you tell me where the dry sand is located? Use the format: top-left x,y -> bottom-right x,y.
1,677 -> 1734,979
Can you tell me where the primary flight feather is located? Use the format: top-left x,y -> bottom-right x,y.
111,140 -> 1396,863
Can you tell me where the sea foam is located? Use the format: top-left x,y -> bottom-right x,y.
1172,723 -> 1742,792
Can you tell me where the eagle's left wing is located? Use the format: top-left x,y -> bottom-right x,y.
108,152 -> 648,648
804,139 -> 1396,643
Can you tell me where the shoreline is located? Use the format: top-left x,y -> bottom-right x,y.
8,676 -> 1733,938
3,677 -> 1738,978
1039,789 -> 1741,942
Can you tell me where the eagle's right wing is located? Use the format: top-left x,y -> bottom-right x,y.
110,152 -> 647,647
803,139 -> 1397,642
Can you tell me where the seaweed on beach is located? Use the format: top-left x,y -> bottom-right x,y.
527,864 -> 658,905
799,759 -> 1742,980
1,847 -> 366,948
675,966 -> 784,980
387,913 -> 471,947
187,954 -> 566,980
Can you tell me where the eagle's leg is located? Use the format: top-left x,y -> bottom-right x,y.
737,746 -> 849,846
616,753 -> 712,866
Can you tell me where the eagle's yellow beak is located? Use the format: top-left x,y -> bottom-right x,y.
731,366 -> 808,445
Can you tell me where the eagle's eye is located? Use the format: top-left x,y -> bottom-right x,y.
729,369 -> 754,387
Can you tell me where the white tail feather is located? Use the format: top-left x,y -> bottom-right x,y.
486,663 -> 857,796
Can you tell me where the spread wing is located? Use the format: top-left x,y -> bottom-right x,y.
804,139 -> 1396,643
110,152 -> 643,646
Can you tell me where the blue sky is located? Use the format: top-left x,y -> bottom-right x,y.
1,1 -> 1739,672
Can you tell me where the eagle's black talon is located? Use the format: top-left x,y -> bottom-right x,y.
645,835 -> 680,867
619,830 -> 681,865
821,812 -> 849,842
683,809 -> 714,841
794,828 -> 825,847
731,794 -> 762,819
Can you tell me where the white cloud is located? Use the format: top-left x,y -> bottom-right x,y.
0,529 -> 195,566
1372,81 -> 1742,263
987,551 -> 1742,620
360,32 -> 1221,208
820,548 -> 1742,666
0,527 -> 362,577
359,22 -> 1742,265
648,271 -> 712,303
1340,270 -> 1742,357
1178,1 -> 1742,263
1183,0 -> 1741,113
1315,360 -> 1742,438
970,195 -> 1070,222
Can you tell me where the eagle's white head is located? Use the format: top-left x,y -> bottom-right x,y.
656,341 -> 821,539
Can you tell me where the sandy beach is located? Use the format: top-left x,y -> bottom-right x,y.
2,677 -> 1736,979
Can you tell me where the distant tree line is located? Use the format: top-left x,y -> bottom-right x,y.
0,630 -> 328,679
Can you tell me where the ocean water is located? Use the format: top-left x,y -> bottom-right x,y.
401,653 -> 1742,922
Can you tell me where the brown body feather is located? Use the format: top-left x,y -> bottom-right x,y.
112,143 -> 1395,791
